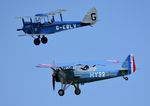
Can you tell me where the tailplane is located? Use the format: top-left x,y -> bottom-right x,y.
82,7 -> 98,25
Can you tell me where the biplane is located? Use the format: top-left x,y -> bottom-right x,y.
36,54 -> 136,96
17,8 -> 97,45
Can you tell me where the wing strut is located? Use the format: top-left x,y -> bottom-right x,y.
60,13 -> 63,21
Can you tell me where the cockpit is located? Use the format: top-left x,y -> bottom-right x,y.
34,14 -> 53,24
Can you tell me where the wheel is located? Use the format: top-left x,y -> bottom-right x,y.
58,89 -> 64,96
125,77 -> 128,80
74,89 -> 81,95
41,36 -> 48,44
34,38 -> 40,45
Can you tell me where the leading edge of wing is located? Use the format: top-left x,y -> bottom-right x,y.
48,60 -> 121,68
36,64 -> 55,68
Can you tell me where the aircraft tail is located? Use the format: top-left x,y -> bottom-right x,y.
121,54 -> 136,75
82,7 -> 98,25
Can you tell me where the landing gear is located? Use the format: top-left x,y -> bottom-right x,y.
34,38 -> 40,45
123,76 -> 128,80
41,36 -> 48,44
74,88 -> 81,95
58,89 -> 64,96
57,82 -> 71,96
33,35 -> 48,45
57,82 -> 81,96
73,83 -> 81,95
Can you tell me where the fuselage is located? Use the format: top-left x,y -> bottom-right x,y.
22,21 -> 90,35
56,67 -> 127,84
73,69 -> 122,83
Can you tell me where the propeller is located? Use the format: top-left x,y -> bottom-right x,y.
36,63 -> 59,91
52,72 -> 56,90
22,18 -> 25,25
51,63 -> 58,91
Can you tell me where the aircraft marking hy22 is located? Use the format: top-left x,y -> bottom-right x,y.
37,54 -> 136,96
17,8 -> 98,45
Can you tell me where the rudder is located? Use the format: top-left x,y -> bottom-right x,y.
122,54 -> 136,75
82,7 -> 98,25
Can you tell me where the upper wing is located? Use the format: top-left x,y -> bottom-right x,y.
36,63 -> 73,71
35,9 -> 67,17
36,59 -> 120,71
45,60 -> 120,68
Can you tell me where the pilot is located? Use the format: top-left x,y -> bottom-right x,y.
81,65 -> 89,71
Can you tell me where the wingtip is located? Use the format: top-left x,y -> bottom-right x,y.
36,64 -> 55,68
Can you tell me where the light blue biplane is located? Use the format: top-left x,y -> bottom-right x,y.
37,54 -> 136,96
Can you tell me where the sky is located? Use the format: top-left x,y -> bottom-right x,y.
0,0 -> 150,106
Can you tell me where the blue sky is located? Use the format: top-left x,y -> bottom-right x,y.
0,0 -> 150,106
